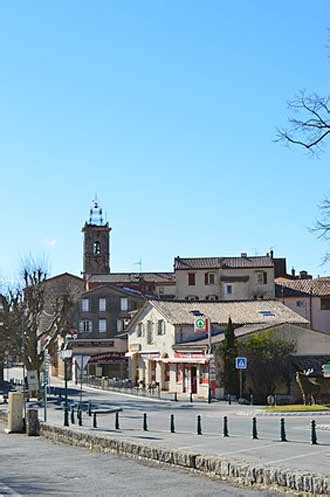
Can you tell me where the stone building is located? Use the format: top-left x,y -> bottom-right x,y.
126,299 -> 320,400
276,276 -> 330,334
72,284 -> 145,378
174,252 -> 282,301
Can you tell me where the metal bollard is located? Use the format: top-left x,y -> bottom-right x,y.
115,412 -> 120,430
170,414 -> 175,433
64,406 -> 69,427
143,413 -> 148,431
223,416 -> 229,437
280,418 -> 287,442
228,394 -> 231,405
88,402 -> 92,417
250,394 -> 254,406
197,415 -> 202,435
252,417 -> 258,439
78,408 -> 82,427
311,420 -> 317,445
190,393 -> 193,403
71,406 -> 75,424
93,411 -> 97,429
174,392 -> 177,402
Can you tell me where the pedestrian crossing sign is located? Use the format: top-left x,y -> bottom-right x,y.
235,357 -> 247,369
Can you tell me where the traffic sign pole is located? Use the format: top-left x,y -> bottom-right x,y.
239,369 -> 242,400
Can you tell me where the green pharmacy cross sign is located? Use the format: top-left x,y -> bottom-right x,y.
194,316 -> 210,333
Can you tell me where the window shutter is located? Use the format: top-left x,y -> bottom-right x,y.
204,273 -> 208,285
263,272 -> 267,284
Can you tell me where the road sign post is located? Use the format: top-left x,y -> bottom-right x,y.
194,316 -> 212,403
74,355 -> 90,408
235,357 -> 247,400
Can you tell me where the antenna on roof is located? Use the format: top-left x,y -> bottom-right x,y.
134,258 -> 143,274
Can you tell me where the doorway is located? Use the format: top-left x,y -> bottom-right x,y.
191,366 -> 197,394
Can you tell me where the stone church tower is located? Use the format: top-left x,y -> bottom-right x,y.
82,200 -> 111,277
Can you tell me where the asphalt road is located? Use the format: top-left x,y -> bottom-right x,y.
0,425 -> 281,497
5,368 -> 330,478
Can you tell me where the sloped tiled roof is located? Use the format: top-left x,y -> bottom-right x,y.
174,256 -> 274,270
275,277 -> 330,297
88,272 -> 175,284
150,299 -> 308,326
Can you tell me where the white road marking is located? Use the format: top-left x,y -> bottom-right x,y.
177,443 -> 275,455
264,448 -> 330,465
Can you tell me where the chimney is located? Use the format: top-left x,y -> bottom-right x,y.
270,249 -> 274,259
241,252 -> 247,257
300,270 -> 312,280
291,267 -> 295,277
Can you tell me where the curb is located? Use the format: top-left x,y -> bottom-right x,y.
39,423 -> 329,495
256,411 -> 330,417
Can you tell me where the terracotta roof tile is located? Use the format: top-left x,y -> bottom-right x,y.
174,256 -> 274,270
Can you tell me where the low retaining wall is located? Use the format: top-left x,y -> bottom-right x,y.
40,424 -> 329,495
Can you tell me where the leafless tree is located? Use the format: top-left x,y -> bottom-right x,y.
276,91 -> 330,152
1,261 -> 78,379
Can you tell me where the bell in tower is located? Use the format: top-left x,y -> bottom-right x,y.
82,199 -> 111,277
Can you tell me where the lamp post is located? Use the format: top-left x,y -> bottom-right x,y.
60,335 -> 73,427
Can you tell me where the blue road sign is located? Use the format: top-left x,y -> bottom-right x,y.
235,357 -> 247,369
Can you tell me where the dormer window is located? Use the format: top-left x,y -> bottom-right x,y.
93,241 -> 101,255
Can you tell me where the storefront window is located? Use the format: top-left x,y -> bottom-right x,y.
164,363 -> 170,382
175,364 -> 182,382
199,365 -> 208,384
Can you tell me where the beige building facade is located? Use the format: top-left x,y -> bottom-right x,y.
174,254 -> 276,301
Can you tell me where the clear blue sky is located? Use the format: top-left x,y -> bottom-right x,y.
0,1 -> 329,282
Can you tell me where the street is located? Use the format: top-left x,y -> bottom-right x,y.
0,424 -> 282,496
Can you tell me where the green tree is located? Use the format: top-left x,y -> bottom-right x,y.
239,330 -> 295,402
221,317 -> 239,396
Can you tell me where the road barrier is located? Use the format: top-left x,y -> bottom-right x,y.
71,406 -> 75,425
280,418 -> 287,442
252,417 -> 258,440
311,420 -> 317,445
63,406 -> 69,427
77,409 -> 82,427
170,414 -> 175,433
223,416 -> 229,437
115,412 -> 120,430
93,412 -> 97,429
197,415 -> 202,435
143,413 -> 148,431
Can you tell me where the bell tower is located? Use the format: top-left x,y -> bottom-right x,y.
82,199 -> 111,277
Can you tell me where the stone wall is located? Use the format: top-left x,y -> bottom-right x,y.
40,424 -> 329,495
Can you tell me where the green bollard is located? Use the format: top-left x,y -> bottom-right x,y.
93,411 -> 97,428
280,418 -> 287,442
143,413 -> 148,431
78,408 -> 82,427
64,406 -> 69,427
115,412 -> 120,430
223,416 -> 229,437
170,414 -> 175,433
88,402 -> 92,417
197,415 -> 202,435
252,417 -> 258,440
311,420 -> 317,445
71,406 -> 75,424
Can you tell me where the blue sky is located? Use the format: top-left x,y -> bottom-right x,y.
0,1 -> 329,282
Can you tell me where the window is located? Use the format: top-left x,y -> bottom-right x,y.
296,300 -> 305,308
320,298 -> 330,310
204,273 -> 216,285
188,273 -> 196,286
93,241 -> 101,254
159,287 -> 164,295
120,297 -> 129,311
225,285 -> 232,295
81,299 -> 89,312
79,320 -> 92,333
117,319 -> 124,332
99,319 -> 107,333
157,319 -> 166,335
256,271 -> 267,285
147,320 -> 153,344
99,298 -> 106,312
176,364 -> 182,382
199,365 -> 208,384
137,322 -> 144,337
